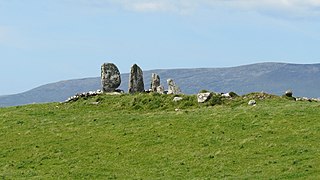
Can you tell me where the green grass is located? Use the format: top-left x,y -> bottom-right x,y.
0,93 -> 320,179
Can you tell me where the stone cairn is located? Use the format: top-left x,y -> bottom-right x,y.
101,63 -> 121,92
128,64 -> 145,93
150,73 -> 164,94
167,78 -> 181,94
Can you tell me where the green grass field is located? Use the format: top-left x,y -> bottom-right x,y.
1,93 -> 319,179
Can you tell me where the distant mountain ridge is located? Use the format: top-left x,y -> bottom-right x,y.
1,62 -> 320,107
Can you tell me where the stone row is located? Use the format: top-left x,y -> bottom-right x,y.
101,63 -> 182,95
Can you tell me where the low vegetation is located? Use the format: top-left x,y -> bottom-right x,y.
0,93 -> 319,179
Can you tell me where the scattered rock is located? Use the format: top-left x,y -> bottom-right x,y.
64,90 -> 103,103
167,79 -> 181,94
221,93 -> 231,98
296,97 -> 320,102
90,102 -> 99,105
197,92 -> 212,103
243,92 -> 275,100
128,64 -> 145,93
248,100 -> 256,106
313,98 -> 320,102
302,97 -> 311,102
173,97 -> 183,102
105,92 -> 123,96
285,90 -> 293,97
101,63 -> 121,92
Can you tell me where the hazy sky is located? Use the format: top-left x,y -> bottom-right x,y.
1,0 -> 320,95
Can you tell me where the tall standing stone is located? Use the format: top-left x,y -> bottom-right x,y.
128,64 -> 144,93
101,63 -> 121,92
150,73 -> 160,92
167,78 -> 181,94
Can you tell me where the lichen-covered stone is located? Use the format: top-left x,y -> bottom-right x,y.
101,63 -> 121,92
157,85 -> 165,94
167,79 -> 181,94
150,73 -> 160,92
128,64 -> 144,93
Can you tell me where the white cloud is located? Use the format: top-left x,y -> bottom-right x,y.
93,0 -> 320,17
125,1 -> 174,12
109,0 -> 197,14
220,0 -> 320,14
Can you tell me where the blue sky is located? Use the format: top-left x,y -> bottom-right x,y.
1,0 -> 320,95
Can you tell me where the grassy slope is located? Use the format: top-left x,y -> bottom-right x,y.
0,93 -> 319,179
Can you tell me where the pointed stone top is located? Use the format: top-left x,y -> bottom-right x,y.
128,64 -> 144,93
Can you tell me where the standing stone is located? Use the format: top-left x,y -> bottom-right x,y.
101,63 -> 121,92
167,79 -> 181,94
128,64 -> 145,93
150,73 -> 160,92
157,85 -> 165,94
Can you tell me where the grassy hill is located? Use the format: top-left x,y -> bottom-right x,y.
1,93 -> 320,179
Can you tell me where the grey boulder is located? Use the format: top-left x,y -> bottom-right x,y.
101,63 -> 121,92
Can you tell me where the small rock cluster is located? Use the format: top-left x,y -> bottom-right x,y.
65,90 -> 103,103
295,97 -> 320,102
243,92 -> 275,100
284,89 -> 320,102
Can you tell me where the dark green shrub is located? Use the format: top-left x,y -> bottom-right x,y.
199,89 -> 210,93
282,95 -> 296,101
179,95 -> 198,108
229,92 -> 239,98
207,94 -> 223,106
